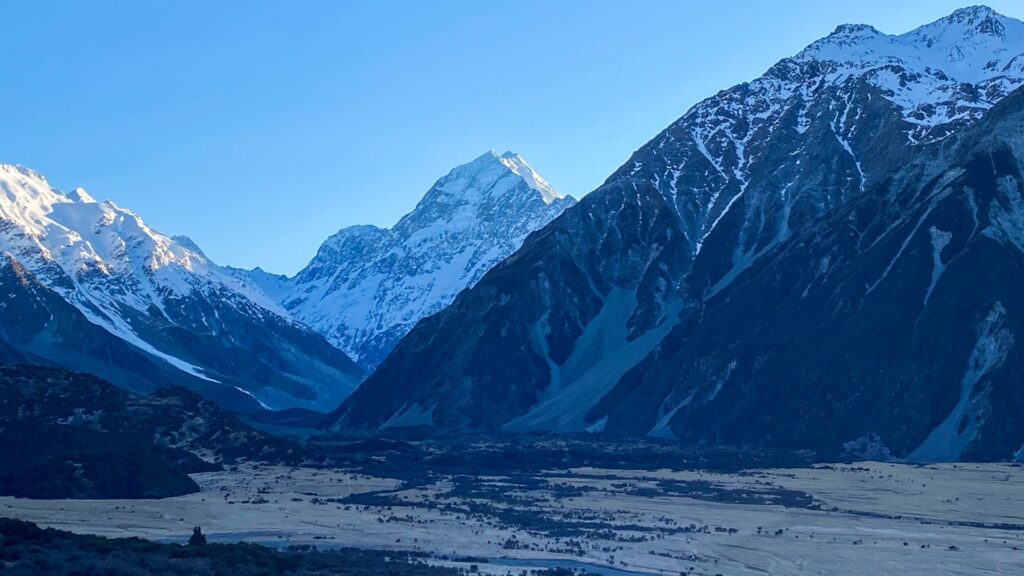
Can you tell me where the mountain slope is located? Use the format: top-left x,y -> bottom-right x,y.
0,165 -> 363,411
328,6 -> 1024,451
604,84 -> 1024,461
266,151 -> 574,369
0,253 -> 226,400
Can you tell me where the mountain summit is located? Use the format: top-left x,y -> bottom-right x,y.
253,151 -> 574,369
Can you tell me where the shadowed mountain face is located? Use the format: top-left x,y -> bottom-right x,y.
599,87 -> 1024,461
0,365 -> 305,498
0,166 -> 363,412
329,7 -> 1024,460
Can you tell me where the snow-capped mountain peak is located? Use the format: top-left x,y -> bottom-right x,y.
412,150 -> 564,213
0,164 -> 49,186
266,151 -> 576,369
1,162 -> 276,312
944,4 -> 1002,27
625,5 -> 1024,260
65,187 -> 96,203
0,164 -> 69,226
828,23 -> 882,38
0,164 -> 363,410
495,151 -> 563,204
798,5 -> 1024,83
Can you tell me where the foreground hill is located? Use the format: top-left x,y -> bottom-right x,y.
0,365 -> 303,498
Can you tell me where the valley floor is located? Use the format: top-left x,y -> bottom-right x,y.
2,461 -> 1023,575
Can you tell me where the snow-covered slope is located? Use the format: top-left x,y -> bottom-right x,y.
634,4 -> 1024,268
268,151 -> 574,369
328,6 -> 1024,460
794,6 -> 1024,138
0,165 -> 363,411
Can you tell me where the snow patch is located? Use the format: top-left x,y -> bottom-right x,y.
234,386 -> 272,410
505,289 -> 680,433
585,416 -> 608,434
381,403 -> 436,429
646,391 -> 695,439
924,226 -> 952,306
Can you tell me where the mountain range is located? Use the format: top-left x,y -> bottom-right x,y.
0,151 -> 571,410
326,6 -> 1024,461
2,6 -> 1023,462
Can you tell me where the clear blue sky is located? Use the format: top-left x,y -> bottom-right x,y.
3,1 -> 1022,274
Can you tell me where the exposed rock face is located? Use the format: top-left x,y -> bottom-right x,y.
328,7 -> 1024,460
602,87 -> 1024,461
